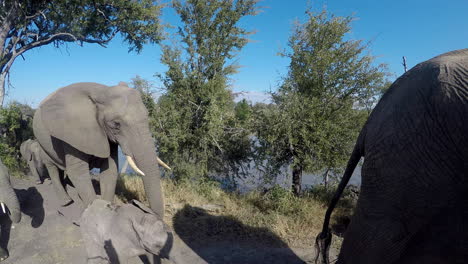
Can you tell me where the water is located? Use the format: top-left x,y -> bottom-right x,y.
222,159 -> 363,193
116,147 -> 362,193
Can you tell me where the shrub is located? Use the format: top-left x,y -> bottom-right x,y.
0,102 -> 35,174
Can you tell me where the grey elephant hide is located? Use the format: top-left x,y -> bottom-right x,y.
315,49 -> 468,263
80,199 -> 168,264
20,139 -> 47,184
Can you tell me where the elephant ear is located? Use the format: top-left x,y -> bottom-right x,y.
39,83 -> 110,158
131,207 -> 168,254
131,199 -> 156,215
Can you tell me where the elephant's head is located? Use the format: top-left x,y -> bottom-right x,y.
128,200 -> 205,264
39,82 -> 166,215
0,160 -> 21,223
127,200 -> 169,255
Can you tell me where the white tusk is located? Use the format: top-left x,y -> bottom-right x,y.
1,203 -> 5,214
126,156 -> 145,176
156,157 -> 172,170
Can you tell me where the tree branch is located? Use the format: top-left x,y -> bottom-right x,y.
2,29 -> 117,76
25,10 -> 47,21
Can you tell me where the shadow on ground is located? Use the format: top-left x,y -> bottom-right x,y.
17,187 -> 45,228
0,186 -> 45,258
173,205 -> 307,264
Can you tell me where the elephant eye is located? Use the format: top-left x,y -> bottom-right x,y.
110,121 -> 120,130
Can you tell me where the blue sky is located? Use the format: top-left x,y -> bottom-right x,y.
7,0 -> 468,107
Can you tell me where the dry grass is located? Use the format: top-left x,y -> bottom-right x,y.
116,174 -> 351,249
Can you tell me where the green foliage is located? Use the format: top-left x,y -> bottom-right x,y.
235,99 -> 252,123
1,0 -> 163,55
255,8 -> 390,191
0,101 -> 34,173
130,75 -> 159,133
154,0 -> 259,181
0,0 -> 164,105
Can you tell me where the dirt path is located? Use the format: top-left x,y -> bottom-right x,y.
0,177 -> 332,264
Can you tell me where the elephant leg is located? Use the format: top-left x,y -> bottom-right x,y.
99,143 -> 119,202
65,146 -> 96,207
46,162 -> 72,206
27,159 -> 42,184
0,246 -> 7,261
82,236 -> 109,264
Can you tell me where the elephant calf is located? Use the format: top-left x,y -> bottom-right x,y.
20,139 -> 46,184
80,199 -> 205,264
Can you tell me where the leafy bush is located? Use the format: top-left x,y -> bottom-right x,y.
0,102 -> 35,174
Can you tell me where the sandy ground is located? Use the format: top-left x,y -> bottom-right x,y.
0,176 -> 335,264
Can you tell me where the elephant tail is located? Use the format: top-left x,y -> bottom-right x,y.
314,132 -> 364,264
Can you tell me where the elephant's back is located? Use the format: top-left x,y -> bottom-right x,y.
38,82 -> 107,107
364,49 -> 468,161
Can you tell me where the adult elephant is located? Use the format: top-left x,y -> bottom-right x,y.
0,159 -> 21,261
315,49 -> 468,264
33,82 -> 169,217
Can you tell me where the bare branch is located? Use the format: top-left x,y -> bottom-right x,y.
25,10 -> 47,20
27,33 -> 39,41
209,133 -> 224,153
96,8 -> 111,23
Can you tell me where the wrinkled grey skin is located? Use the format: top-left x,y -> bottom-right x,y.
20,139 -> 47,184
33,82 -> 164,216
316,49 -> 468,264
0,159 -> 21,261
80,199 -> 206,264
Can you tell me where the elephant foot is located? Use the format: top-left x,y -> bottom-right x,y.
0,247 -> 8,261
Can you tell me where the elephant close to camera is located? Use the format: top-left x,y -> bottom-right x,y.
0,159 -> 21,261
33,82 -> 169,216
315,49 -> 468,264
80,199 -> 206,264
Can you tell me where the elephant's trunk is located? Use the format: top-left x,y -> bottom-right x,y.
165,232 -> 207,264
130,130 -> 165,218
0,163 -> 21,223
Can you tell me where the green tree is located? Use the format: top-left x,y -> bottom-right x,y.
256,9 -> 390,195
0,101 -> 34,172
155,0 -> 259,180
130,75 -> 157,127
0,0 -> 163,105
234,99 -> 252,123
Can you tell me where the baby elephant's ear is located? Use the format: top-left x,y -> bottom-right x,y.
132,214 -> 168,255
131,200 -> 155,215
